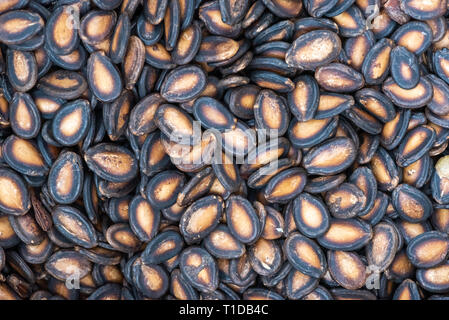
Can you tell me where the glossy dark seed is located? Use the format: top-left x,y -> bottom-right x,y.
332,6 -> 365,37
315,92 -> 354,119
406,231 -> 449,268
52,205 -> 97,248
396,125 -> 436,167
366,221 -> 399,271
400,0 -> 446,20
0,10 -> 44,45
362,38 -> 393,85
84,143 -> 138,183
7,49 -> 37,92
45,250 -> 92,281
51,99 -> 91,146
264,168 -> 306,204
142,230 -> 184,265
286,30 -> 341,71
45,5 -> 79,55
105,223 -> 141,253
179,246 -> 218,293
293,193 -> 330,238
180,195 -> 222,244
303,137 -> 357,175
204,224 -> 245,259
390,46 -> 420,90
248,238 -> 282,276
199,1 -> 241,38
37,70 -> 87,100
226,196 -> 260,244
48,151 -> 83,204
194,96 -> 236,131
133,259 -> 169,298
392,184 -> 433,223
129,195 -> 160,242
325,183 -> 366,219
146,171 -> 185,209
284,232 -> 326,278
393,279 -> 421,300
3,135 -> 49,176
328,250 -> 366,290
315,63 -> 364,93
79,10 -> 116,46
317,218 -> 372,251
285,268 -> 319,299
87,51 -> 122,102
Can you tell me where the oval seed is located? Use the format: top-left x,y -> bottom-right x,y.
37,70 -> 87,100
303,137 -> 356,175
45,5 -> 79,55
2,135 -> 49,176
416,261 -> 449,293
195,36 -> 239,63
142,230 -> 184,265
401,0 -> 446,20
406,231 -> 449,268
432,155 -> 449,204
155,104 -> 195,145
0,10 -> 44,45
287,75 -> 319,121
248,238 -> 282,276
146,170 -> 185,209
0,167 -> 30,216
84,143 -> 138,183
105,223 -> 141,253
285,268 -> 319,300
392,184 -> 433,223
129,195 -> 160,242
396,125 -> 436,167
366,221 -> 399,271
264,167 -> 307,204
199,1 -> 241,38
180,195 -> 222,244
172,21 -> 202,65
286,30 -> 341,70
6,49 -> 37,92
161,65 -> 206,103
254,89 -> 290,137
325,183 -> 366,219
193,96 -> 236,131
9,92 -> 40,139
355,88 -> 396,124
52,205 -> 97,248
315,63 -> 365,93
226,195 -> 260,244
177,167 -> 215,207
109,12 -> 130,64
51,99 -> 91,146
204,224 -> 245,259
382,76 -> 433,109
87,51 -> 122,102
328,250 -> 366,290
284,232 -> 326,278
361,38 -> 394,85
45,250 -> 91,281
390,46 -> 420,89
79,10 -> 116,45
133,260 -> 169,298
179,246 -> 218,293
317,218 -> 372,251
48,151 -> 83,204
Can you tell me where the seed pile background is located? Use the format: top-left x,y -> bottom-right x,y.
1,0 -> 449,300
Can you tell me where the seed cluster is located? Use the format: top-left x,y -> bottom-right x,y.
1,0 -> 449,301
